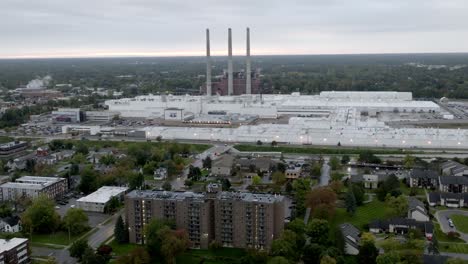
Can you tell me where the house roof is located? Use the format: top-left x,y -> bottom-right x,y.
410,169 -> 439,179
1,216 -> 20,226
427,192 -> 441,204
340,223 -> 360,246
422,255 -> 449,264
212,155 -> 235,168
439,176 -> 468,185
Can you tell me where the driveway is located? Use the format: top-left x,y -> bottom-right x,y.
319,160 -> 331,186
435,209 -> 468,242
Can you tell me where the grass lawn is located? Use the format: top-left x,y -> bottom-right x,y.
201,169 -> 210,177
31,231 -> 85,246
433,222 -> 464,243
399,182 -> 425,196
108,240 -> 143,256
451,215 -> 468,233
332,199 -> 390,230
177,248 -> 246,264
440,242 -> 468,254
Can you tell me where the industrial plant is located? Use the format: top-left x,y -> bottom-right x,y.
59,28 -> 468,150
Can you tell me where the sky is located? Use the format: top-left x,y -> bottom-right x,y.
1,0 -> 467,58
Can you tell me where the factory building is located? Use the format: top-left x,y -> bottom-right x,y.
125,189 -> 286,250
85,111 -> 120,122
0,141 -> 29,157
51,108 -> 83,123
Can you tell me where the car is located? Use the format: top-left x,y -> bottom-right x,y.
448,219 -> 454,228
55,206 -> 60,209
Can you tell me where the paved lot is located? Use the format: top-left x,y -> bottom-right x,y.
32,246 -> 76,264
435,209 -> 468,242
55,197 -> 110,227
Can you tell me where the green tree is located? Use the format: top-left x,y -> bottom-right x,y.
116,247 -> 151,264
302,243 -> 324,264
376,252 -> 400,264
221,178 -> 231,190
306,219 -> 330,245
69,239 -> 91,261
272,171 -> 286,185
128,172 -> 144,190
345,189 -> 357,215
81,247 -> 106,264
271,140 -> 278,147
404,154 -> 415,169
159,228 -> 190,264
341,155 -> 351,164
320,255 -> 337,264
202,156 -> 212,169
252,175 -> 262,185
329,156 -> 341,170
22,195 -> 61,234
351,184 -> 365,206
75,143 -> 89,155
358,241 -> 378,264
63,208 -> 89,235
385,195 -> 408,217
99,154 -> 116,165
267,256 -> 289,264
270,238 -> 296,261
114,215 -> 129,244
79,166 -> 98,194
162,181 -> 172,191
311,163 -> 322,177
104,196 -> 121,213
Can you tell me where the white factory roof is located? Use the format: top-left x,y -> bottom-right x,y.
1,176 -> 65,190
77,186 -> 128,204
0,238 -> 28,253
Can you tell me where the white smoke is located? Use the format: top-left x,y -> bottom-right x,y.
26,75 -> 52,89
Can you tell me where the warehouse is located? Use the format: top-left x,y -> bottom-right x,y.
76,186 -> 128,212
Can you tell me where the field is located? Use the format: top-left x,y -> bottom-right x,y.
451,214 -> 468,233
108,240 -> 142,256
440,242 -> 468,254
234,144 -> 418,155
434,222 -> 464,243
176,248 -> 246,264
332,199 -> 390,230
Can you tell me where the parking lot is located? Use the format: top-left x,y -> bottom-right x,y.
55,193 -> 110,227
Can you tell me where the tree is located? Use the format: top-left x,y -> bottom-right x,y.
221,178 -> 231,190
306,219 -> 330,245
329,157 -> 341,170
270,238 -> 297,261
358,241 -> 378,264
162,181 -> 172,191
81,247 -> 106,264
272,171 -> 286,185
159,228 -> 190,264
105,196 -> 121,213
63,208 -> 89,235
267,256 -> 289,264
351,184 -> 365,205
75,143 -> 89,155
404,154 -> 416,169
302,243 -> 324,264
256,140 -> 263,146
202,156 -> 212,169
446,258 -> 468,264
320,255 -> 337,264
79,166 -> 98,194
144,219 -> 176,258
361,232 -> 376,244
252,175 -> 262,185
376,252 -> 400,264
329,180 -> 343,194
188,165 -> 202,181
345,189 -> 356,215
69,239 -> 91,261
311,163 -> 322,177
156,135 -> 163,142
114,215 -> 129,244
306,187 -> 337,219
358,150 -> 381,164
22,195 -> 61,234
271,140 -> 278,147
286,218 -> 306,235
377,174 -> 401,201
129,172 -> 144,190
99,154 -> 116,165
116,247 -> 151,264
341,155 -> 350,164
385,195 -> 408,217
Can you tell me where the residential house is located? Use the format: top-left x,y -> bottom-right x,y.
369,218 -> 434,240
340,223 -> 360,255
52,149 -> 75,160
211,155 -> 235,176
408,197 -> 429,222
236,157 -> 277,173
439,176 -> 468,193
362,174 -> 379,189
441,160 -> 468,176
408,169 -> 439,189
285,165 -> 302,179
154,167 -> 168,180
427,192 -> 468,208
0,216 -> 21,233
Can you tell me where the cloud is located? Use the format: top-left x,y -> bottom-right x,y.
0,0 -> 467,57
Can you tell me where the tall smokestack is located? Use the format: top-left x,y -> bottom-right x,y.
246,27 -> 251,95
228,28 -> 233,96
206,28 -> 212,96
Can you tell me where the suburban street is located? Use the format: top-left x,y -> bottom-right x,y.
87,210 -> 123,248
435,209 -> 468,242
319,159 -> 331,186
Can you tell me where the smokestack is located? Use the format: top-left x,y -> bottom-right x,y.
206,28 -> 212,96
228,28 -> 233,96
246,27 -> 251,95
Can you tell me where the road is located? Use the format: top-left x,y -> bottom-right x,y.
435,209 -> 468,242
87,210 -> 123,249
32,246 -> 76,264
319,160 -> 331,186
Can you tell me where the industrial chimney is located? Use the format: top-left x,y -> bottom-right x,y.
227,28 -> 233,96
246,27 -> 251,95
206,28 -> 212,96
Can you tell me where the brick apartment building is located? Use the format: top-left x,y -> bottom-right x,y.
125,187 -> 286,250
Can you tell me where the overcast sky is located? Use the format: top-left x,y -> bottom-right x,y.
1,0 -> 467,58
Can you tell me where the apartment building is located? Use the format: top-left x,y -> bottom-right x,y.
0,176 -> 67,201
0,141 -> 29,157
0,238 -> 30,264
125,189 -> 285,250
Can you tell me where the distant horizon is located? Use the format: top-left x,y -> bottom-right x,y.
1,51 -> 468,60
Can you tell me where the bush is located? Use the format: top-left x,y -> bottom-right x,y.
448,231 -> 461,239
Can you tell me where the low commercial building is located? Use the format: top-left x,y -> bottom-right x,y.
0,141 -> 29,157
76,186 -> 128,212
51,108 -> 83,123
211,155 -> 235,176
125,190 -> 286,250
85,111 -> 120,122
0,176 -> 67,201
0,238 -> 29,264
